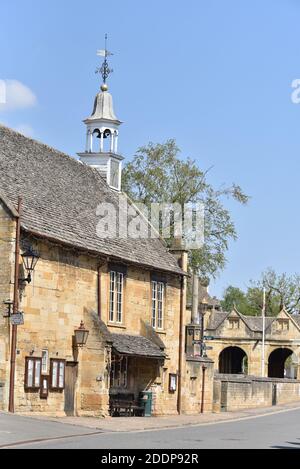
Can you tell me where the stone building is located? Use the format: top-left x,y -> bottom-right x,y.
0,62 -> 214,416
203,306 -> 300,379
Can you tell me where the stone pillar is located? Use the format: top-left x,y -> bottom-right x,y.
191,274 -> 199,325
110,132 -> 114,153
89,131 -> 93,153
115,133 -> 119,154
86,130 -> 90,152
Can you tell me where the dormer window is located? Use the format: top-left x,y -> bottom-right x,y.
228,318 -> 240,330
276,319 -> 289,332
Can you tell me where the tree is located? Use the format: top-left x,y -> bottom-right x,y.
123,140 -> 249,278
221,269 -> 300,316
251,269 -> 300,316
221,286 -> 248,314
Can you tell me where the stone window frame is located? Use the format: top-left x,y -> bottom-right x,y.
108,264 -> 127,326
228,318 -> 240,330
276,318 -> 289,332
41,349 -> 49,375
24,357 -> 42,391
50,359 -> 66,391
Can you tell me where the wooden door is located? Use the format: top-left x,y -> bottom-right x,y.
64,362 -> 78,416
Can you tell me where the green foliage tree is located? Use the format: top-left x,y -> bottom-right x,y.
221,269 -> 300,316
123,140 -> 249,278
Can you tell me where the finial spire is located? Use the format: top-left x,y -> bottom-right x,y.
96,34 -> 113,90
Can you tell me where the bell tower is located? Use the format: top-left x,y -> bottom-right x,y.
78,35 -> 123,191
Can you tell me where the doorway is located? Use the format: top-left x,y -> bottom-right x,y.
64,362 -> 78,416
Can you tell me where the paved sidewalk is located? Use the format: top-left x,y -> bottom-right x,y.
22,401 -> 300,433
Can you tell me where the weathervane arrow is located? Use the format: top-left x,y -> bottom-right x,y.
96,34 -> 114,84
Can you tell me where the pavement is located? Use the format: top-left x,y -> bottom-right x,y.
19,401 -> 300,432
1,402 -> 300,449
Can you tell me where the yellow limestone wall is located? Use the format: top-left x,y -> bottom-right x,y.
2,233 -> 184,417
213,376 -> 300,412
203,309 -> 300,377
0,202 -> 15,410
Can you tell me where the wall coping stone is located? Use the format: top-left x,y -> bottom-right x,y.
214,373 -> 300,384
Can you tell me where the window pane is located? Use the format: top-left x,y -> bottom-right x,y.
27,359 -> 34,387
59,362 -> 65,389
109,271 -> 116,322
157,282 -> 164,329
52,361 -> 58,388
152,281 -> 157,328
116,272 -> 123,323
42,350 -> 48,374
35,360 -> 41,387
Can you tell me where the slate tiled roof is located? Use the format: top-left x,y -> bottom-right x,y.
111,333 -> 165,358
206,312 -> 229,330
0,125 -> 183,275
206,311 -> 275,332
241,315 -> 274,332
292,315 -> 300,327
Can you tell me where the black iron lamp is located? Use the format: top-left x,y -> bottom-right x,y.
74,321 -> 89,348
21,248 -> 39,284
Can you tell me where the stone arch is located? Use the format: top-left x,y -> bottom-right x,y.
268,348 -> 295,378
219,346 -> 248,374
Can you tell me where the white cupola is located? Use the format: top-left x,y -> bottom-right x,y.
78,38 -> 124,191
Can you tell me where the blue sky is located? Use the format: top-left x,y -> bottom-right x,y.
1,0 -> 300,298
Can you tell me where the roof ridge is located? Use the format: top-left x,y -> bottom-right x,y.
0,123 -> 104,177
0,124 -> 183,275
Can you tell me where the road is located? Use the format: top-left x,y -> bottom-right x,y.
1,408 -> 300,449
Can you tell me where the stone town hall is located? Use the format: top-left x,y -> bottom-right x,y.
0,46 -> 215,417
1,47 -> 300,418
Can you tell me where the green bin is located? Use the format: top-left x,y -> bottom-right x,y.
139,391 -> 153,417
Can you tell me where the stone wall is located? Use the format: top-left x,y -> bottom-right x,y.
15,239 -> 108,416
203,309 -> 300,377
10,234 -> 183,416
181,357 -> 215,414
213,374 -> 300,412
0,202 -> 15,411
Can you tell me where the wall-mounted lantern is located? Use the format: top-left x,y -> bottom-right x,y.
21,248 -> 40,284
74,321 -> 89,348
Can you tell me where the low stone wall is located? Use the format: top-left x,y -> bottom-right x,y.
213,374 -> 300,413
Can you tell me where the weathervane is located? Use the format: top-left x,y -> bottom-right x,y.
96,34 -> 113,87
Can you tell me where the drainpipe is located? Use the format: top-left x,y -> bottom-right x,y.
97,264 -> 102,320
177,274 -> 185,415
169,239 -> 187,416
201,366 -> 206,414
191,273 -> 199,325
9,196 -> 22,413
